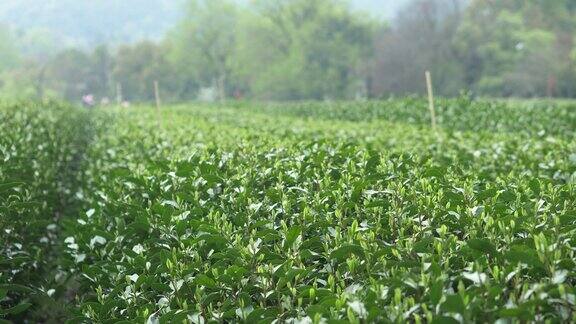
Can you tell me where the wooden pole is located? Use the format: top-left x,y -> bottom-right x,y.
154,80 -> 163,127
154,80 -> 162,110
547,75 -> 556,98
116,83 -> 123,106
425,71 -> 437,131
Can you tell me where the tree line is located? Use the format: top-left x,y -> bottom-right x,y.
1,0 -> 576,102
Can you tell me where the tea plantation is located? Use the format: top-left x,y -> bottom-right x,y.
2,99 -> 576,323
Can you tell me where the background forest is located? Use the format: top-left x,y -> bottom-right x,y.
0,0 -> 575,102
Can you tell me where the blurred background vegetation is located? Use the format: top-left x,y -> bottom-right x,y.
0,0 -> 575,102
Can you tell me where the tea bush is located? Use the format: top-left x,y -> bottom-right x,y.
0,102 -> 101,322
3,99 -> 576,323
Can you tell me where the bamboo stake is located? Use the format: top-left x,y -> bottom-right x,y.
154,80 -> 162,110
425,70 -> 437,131
116,83 -> 123,106
154,80 -> 163,128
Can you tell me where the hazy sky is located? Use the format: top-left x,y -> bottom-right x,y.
0,0 -> 410,47
353,0 -> 411,18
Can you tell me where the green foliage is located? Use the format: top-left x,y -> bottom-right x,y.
0,25 -> 19,73
455,6 -> 558,97
5,98 -> 576,322
233,0 -> 375,100
5,0 -> 576,101
0,102 -> 102,322
113,42 -> 178,102
169,0 -> 240,100
167,0 -> 375,100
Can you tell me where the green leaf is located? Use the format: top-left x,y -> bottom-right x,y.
498,190 -> 516,203
198,234 -> 228,251
203,174 -> 224,185
351,182 -> 365,203
498,305 -> 534,321
0,302 -> 32,315
0,284 -> 34,293
413,237 -> 434,254
505,245 -> 544,269
110,167 -> 131,178
429,281 -> 443,305
477,188 -> 497,201
365,154 -> 380,174
330,245 -> 364,262
424,166 -> 445,178
441,294 -> 465,314
100,300 -> 124,317
559,212 -> 576,226
365,199 -> 389,209
194,274 -> 217,288
431,316 -> 460,324
284,226 -> 302,249
175,161 -> 196,177
467,238 -> 498,256
529,179 -> 540,194
246,308 -> 278,323
0,182 -> 24,192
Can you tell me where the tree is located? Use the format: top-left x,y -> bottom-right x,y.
454,1 -> 562,97
112,41 -> 177,102
0,25 -> 19,73
0,24 -> 26,98
235,0 -> 375,100
169,0 -> 240,100
91,46 -> 113,99
370,0 -> 465,97
44,49 -> 93,101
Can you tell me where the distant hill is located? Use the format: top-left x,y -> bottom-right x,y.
0,0 -> 183,47
0,0 -> 408,49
